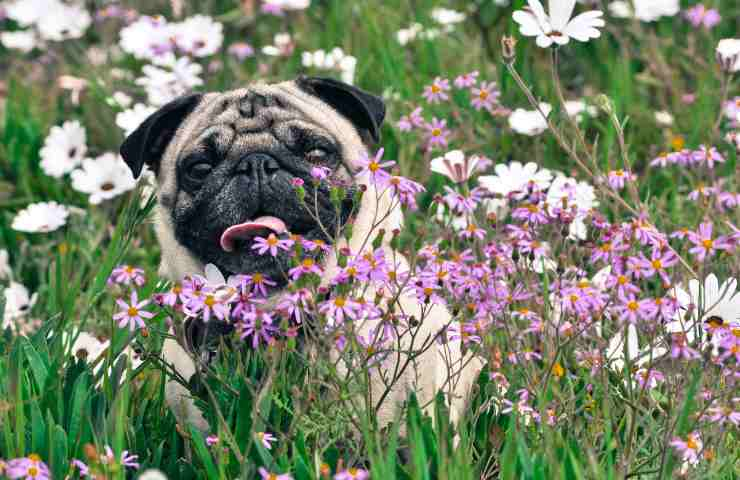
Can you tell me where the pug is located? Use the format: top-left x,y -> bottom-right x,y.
120,76 -> 481,433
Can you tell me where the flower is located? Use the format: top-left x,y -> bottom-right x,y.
35,1 -> 91,41
256,431 -> 277,449
39,120 -> 87,178
319,295 -> 361,327
135,54 -> 203,107
670,432 -> 702,466
508,103 -> 552,135
479,161 -> 553,199
175,15 -> 223,57
607,169 -> 634,190
670,274 -> 739,347
3,282 -> 39,333
470,81 -> 500,111
262,0 -> 310,15
687,223 -> 732,262
454,71 -> 479,88
356,148 -> 394,185
654,110 -> 674,127
100,446 -> 139,470
431,8 -> 465,26
716,39 -> 740,73
684,4 -> 720,29
5,453 -> 51,480
262,33 -> 294,57
0,249 -> 11,280
206,435 -> 219,446
70,459 -> 89,477
512,0 -> 604,48
137,469 -> 169,480
0,30 -> 38,52
113,290 -> 154,331
334,467 -> 370,480
71,153 -> 137,204
228,42 -> 255,60
424,118 -> 451,149
564,100 -> 597,122
251,234 -> 294,257
238,309 -> 279,348
116,104 -> 157,137
108,265 -> 146,287
258,467 -> 293,480
633,0 -> 679,22
11,201 -> 70,233
430,150 -> 479,184
422,77 -> 451,104
301,47 -> 357,85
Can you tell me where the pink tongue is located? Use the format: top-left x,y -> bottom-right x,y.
220,216 -> 287,252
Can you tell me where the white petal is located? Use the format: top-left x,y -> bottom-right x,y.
564,10 -> 604,41
527,0 -> 549,25
536,33 -> 554,48
512,10 -> 545,37
549,0 -> 576,31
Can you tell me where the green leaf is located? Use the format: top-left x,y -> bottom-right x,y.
189,425 -> 220,479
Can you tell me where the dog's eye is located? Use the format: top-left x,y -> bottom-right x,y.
305,148 -> 329,163
187,162 -> 213,181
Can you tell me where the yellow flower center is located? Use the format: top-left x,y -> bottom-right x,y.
686,435 -> 699,450
267,235 -> 279,246
302,258 -> 315,268
368,161 -> 379,172
204,295 -> 215,307
28,454 -> 41,462
479,90 -> 489,100
618,275 -> 628,285
702,239 -> 714,249
125,266 -> 134,274
334,297 -> 346,307
671,135 -> 685,151
28,467 -> 39,477
615,169 -> 624,177
431,128 -> 442,137
627,301 -> 638,311
253,273 -> 264,283
431,84 -> 441,93
651,259 -> 662,270
127,307 -> 139,317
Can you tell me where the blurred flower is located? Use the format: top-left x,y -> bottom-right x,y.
70,459 -> 89,477
138,469 -> 168,480
0,250 -> 10,280
716,39 -> 740,73
633,368 -> 665,389
262,33 -> 294,57
5,453 -> 50,480
470,81 -> 500,111
546,175 -> 598,239
205,435 -> 219,446
430,150 -> 479,183
39,120 -> 87,178
564,99 -> 597,122
431,7 -> 465,26
228,42 -> 255,61
136,53 -> 203,107
35,2 -> 91,41
114,290 -> 154,331
256,431 -> 277,449
117,104 -> 157,137
479,161 -> 553,199
454,71 -> 479,88
508,103 -> 551,136
3,281 -> 38,327
262,0 -> 310,16
654,110 -> 674,127
258,467 -> 292,480
109,265 -> 146,287
0,30 -> 38,52
110,91 -> 133,109
175,15 -> 223,57
71,153 -> 137,204
100,446 -> 139,470
58,75 -> 88,105
11,201 -> 70,233
301,47 -> 357,84
422,77 -> 451,104
670,432 -> 702,466
607,169 -> 635,190
633,0 -> 679,22
607,1 -> 631,18
512,0 -> 604,48
119,15 -> 223,60
334,467 -> 370,480
687,223 -> 732,261
684,4 -> 720,29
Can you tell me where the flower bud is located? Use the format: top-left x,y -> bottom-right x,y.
501,36 -> 517,64
594,94 -> 614,116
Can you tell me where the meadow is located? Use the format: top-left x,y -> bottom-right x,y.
0,0 -> 739,478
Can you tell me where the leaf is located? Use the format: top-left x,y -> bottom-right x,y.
189,425 -> 220,479
66,371 -> 90,450
20,336 -> 48,391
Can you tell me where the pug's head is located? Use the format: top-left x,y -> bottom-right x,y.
120,77 -> 385,288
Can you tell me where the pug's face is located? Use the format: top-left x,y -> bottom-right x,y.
120,77 -> 385,287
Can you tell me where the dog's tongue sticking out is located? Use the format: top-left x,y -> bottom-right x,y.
220,216 -> 287,252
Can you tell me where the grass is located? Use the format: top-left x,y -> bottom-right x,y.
1,0 -> 739,478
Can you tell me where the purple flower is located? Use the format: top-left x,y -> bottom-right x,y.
636,249 -> 677,284
422,77 -> 450,103
319,295 -> 361,327
512,203 -> 549,225
251,234 -> 294,257
113,290 -> 154,331
424,118 -> 451,149
470,81 -> 500,111
228,42 -> 255,60
607,169 -> 634,190
288,257 -> 324,281
258,467 -> 293,480
692,145 -> 725,169
388,175 -> 425,210
687,184 -> 717,201
71,459 -> 89,477
454,71 -> 479,88
634,368 -> 665,390
334,467 -> 370,479
238,272 -> 277,298
238,309 -> 279,348
6,454 -> 51,480
687,222 -> 732,261
614,293 -> 648,325
356,148 -> 395,185
670,432 -> 702,466
684,5 -> 721,29
206,435 -> 219,446
670,333 -> 701,360
101,446 -> 139,470
108,264 -> 146,287
256,431 -> 277,450
310,166 -> 332,181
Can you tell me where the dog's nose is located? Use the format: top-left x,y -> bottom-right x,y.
235,153 -> 280,177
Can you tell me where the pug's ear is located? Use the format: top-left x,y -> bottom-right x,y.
120,93 -> 202,179
296,76 -> 385,143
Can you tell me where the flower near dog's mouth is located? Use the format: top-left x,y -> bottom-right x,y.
220,216 -> 288,252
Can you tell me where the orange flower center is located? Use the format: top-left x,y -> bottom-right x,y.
651,259 -> 662,270
702,239 -> 714,249
127,307 -> 139,317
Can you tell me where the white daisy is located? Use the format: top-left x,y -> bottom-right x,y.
0,249 -> 11,281
36,2 -> 91,41
478,161 -> 554,198
71,153 -> 137,205
263,0 -> 311,11
4,0 -> 55,27
3,281 -> 38,326
396,23 -> 424,45
118,16 -> 174,61
430,150 -> 480,184
633,0 -> 679,22
607,1 -> 632,19
135,54 -> 203,107
431,8 -> 466,26
512,0 -> 605,48
654,110 -> 674,127
546,174 -> 598,239
508,103 -> 552,135
716,38 -> 740,73
564,99 -> 597,122
116,104 -> 156,136
110,91 -> 133,109
261,33 -> 293,57
66,331 -> 110,364
0,30 -> 38,52
11,201 -> 70,233
39,120 -> 87,178
173,15 -> 223,57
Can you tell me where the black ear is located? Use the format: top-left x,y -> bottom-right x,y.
296,76 -> 385,143
119,93 -> 203,179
